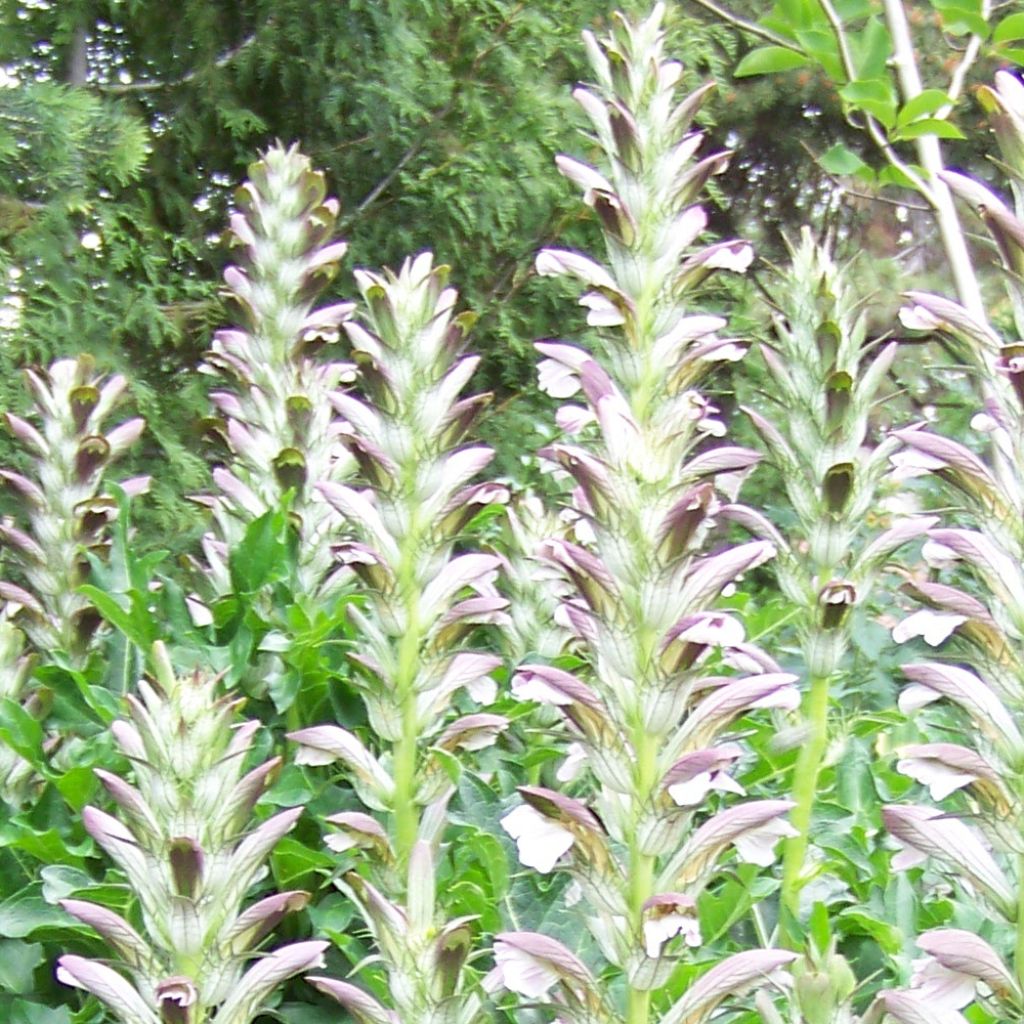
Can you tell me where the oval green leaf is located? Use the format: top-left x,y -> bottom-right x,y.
734,45 -> 809,77
994,11 -> 1024,42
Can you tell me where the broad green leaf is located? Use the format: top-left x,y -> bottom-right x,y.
891,118 -> 965,141
9,1000 -> 72,1024
777,0 -> 817,30
794,28 -> 845,79
76,585 -> 150,648
0,886 -> 72,938
734,46 -> 809,77
837,908 -> 902,953
263,765 -> 317,807
0,940 -> 43,993
932,0 -> 988,36
39,865 -> 95,904
270,836 -> 336,886
850,16 -> 892,79
306,892 -> 356,943
879,163 -> 926,189
838,78 -> 898,128
833,0 -> 872,19
0,699 -> 42,763
818,143 -> 870,176
896,89 -> 952,127
994,11 -> 1024,42
228,508 -> 295,593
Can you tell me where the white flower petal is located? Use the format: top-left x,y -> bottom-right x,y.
500,804 -> 574,873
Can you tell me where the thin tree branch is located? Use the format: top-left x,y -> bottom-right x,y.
688,0 -> 803,51
814,0 -> 937,204
943,0 -> 990,111
97,31 -> 258,94
340,5 -> 526,228
344,134 -> 435,224
882,0 -> 984,318
798,140 -> 930,210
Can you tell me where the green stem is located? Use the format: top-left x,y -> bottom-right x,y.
1016,853 -> 1024,991
392,693 -> 419,865
780,671 -> 831,932
392,510 -> 424,867
626,720 -> 658,1024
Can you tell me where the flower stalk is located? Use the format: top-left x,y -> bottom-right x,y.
496,7 -> 797,1021
197,144 -> 355,599
876,72 -> 1024,1023
289,251 -> 510,1022
742,231 -> 926,925
0,355 -> 147,805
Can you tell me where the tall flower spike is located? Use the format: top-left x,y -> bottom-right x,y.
879,72 -> 1024,1021
1,354 -> 147,660
197,144 -> 356,597
57,642 -> 324,1024
0,355 -> 146,805
290,252 -> 509,1022
499,7 -> 793,1022
740,230 -> 931,924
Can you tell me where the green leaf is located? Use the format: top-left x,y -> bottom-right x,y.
734,46 -> 809,76
0,886 -> 72,938
808,901 -> 831,956
994,11 -> 1024,42
818,143 -> 870,176
879,163 -> 926,189
0,699 -> 42,763
77,585 -> 149,648
228,509 -> 294,593
896,89 -> 951,127
837,908 -> 902,953
850,17 -> 892,79
793,29 -> 844,79
838,78 -> 898,128
270,835 -> 335,886
891,118 -> 965,141
932,0 -> 988,36
39,865 -> 94,904
8,1000 -> 72,1024
0,940 -> 43,993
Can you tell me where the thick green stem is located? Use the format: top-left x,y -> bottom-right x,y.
392,513 -> 424,867
626,720 -> 659,1024
1016,853 -> 1024,990
781,671 -> 831,930
392,689 -> 419,865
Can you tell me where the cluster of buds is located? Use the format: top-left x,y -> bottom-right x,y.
288,252 -> 510,1023
0,355 -> 146,805
494,8 -> 796,1021
875,74 -> 1024,1024
742,231 -> 932,922
197,145 -> 356,598
745,230 -> 925,677
57,642 -> 325,1024
498,491 -> 574,663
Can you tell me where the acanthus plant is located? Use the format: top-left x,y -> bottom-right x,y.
742,231 -> 931,938
57,641 -> 326,1024
873,71 -> 1024,1023
288,252 -> 511,1023
494,7 -> 798,1023
0,355 -> 147,805
195,145 -> 356,602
